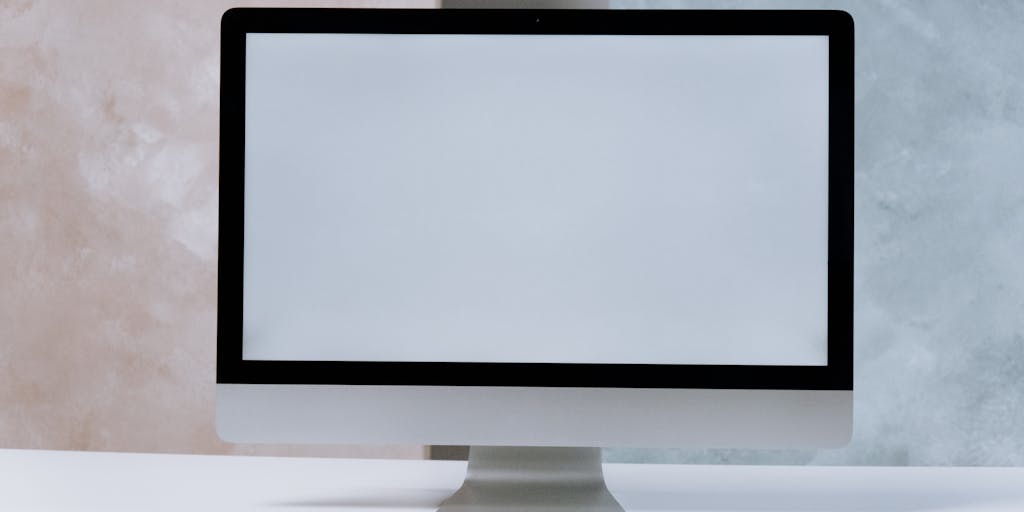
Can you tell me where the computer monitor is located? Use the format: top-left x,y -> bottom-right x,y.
217,8 -> 853,511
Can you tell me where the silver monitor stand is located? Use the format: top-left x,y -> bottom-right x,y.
439,446 -> 624,512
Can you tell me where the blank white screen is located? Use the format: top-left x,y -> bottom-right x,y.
242,33 -> 829,366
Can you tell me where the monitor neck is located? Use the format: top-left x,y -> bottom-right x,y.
438,446 -> 624,512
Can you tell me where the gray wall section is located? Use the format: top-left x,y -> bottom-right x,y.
605,0 -> 1024,466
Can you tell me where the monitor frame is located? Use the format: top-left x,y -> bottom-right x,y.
217,8 -> 853,391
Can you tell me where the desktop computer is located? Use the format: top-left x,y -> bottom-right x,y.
216,8 -> 853,511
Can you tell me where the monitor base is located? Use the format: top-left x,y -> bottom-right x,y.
438,446 -> 624,512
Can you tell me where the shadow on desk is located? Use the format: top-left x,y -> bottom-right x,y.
273,487 -> 1012,511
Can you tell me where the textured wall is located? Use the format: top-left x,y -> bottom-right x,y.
0,0 -> 433,457
608,0 -> 1024,466
5,0 -> 1023,465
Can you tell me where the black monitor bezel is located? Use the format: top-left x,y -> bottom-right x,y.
217,8 -> 853,391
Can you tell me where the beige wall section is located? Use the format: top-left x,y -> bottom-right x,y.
0,0 -> 436,458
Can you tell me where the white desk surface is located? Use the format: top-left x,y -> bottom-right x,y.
3,449 -> 1024,511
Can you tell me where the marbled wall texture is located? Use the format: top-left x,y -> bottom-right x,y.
4,0 -> 1024,465
1,0 -> 432,457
